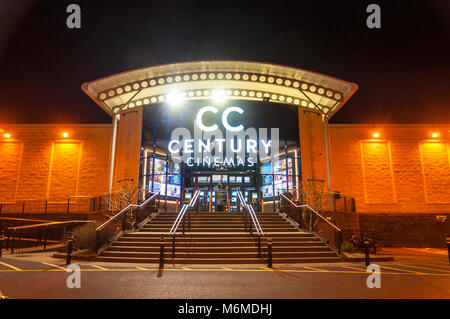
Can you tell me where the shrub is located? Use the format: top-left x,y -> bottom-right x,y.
72,223 -> 98,251
340,240 -> 355,252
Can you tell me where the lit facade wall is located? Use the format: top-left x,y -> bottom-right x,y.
1,122 -> 449,216
0,124 -> 111,201
329,124 -> 450,213
113,109 -> 143,191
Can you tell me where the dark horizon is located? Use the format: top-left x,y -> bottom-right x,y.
0,0 -> 448,124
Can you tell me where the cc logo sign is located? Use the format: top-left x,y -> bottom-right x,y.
195,106 -> 244,132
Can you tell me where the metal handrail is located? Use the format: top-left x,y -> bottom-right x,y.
237,191 -> 263,236
169,189 -> 200,234
280,193 -> 341,232
8,220 -> 93,231
96,191 -> 160,232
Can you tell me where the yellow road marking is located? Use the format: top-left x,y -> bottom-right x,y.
379,265 -> 426,275
420,263 -> 450,270
136,267 -> 148,270
0,261 -> 22,271
398,264 -> 450,274
222,267 -> 233,271
0,267 -> 448,275
91,265 -> 108,270
304,266 -> 329,272
341,265 -> 367,272
41,262 -> 67,270
404,248 -> 448,255
419,248 -> 447,255
182,267 -> 191,270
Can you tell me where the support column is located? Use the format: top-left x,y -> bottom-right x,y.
322,116 -> 334,211
108,115 -> 118,195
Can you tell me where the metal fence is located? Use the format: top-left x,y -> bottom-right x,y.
277,189 -> 356,213
1,219 -> 92,254
0,196 -> 105,215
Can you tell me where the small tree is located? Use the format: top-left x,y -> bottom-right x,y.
299,179 -> 324,230
102,181 -> 140,229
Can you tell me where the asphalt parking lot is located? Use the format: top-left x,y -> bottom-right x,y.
0,247 -> 449,299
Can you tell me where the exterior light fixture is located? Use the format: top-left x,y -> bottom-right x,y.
62,132 -> 69,138
166,91 -> 182,106
432,132 -> 439,138
3,133 -> 11,138
373,132 -> 380,138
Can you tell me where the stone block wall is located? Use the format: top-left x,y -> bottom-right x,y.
329,124 -> 450,213
0,124 -> 111,201
358,213 -> 450,248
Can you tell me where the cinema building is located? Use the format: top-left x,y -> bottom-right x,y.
1,61 -> 449,259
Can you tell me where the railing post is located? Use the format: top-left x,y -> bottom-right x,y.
44,200 -> 48,215
446,234 -> 449,263
43,227 -> 48,251
5,230 -> 9,250
95,230 -> 100,255
0,231 -> 4,258
344,196 -> 347,212
267,236 -> 272,268
66,232 -> 73,265
172,233 -> 176,258
338,231 -> 342,254
67,198 -> 70,215
11,230 -> 16,254
159,236 -> 165,268
122,210 -> 127,231
37,228 -> 41,246
22,201 -> 25,216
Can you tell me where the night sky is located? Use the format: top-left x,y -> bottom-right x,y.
0,0 -> 448,124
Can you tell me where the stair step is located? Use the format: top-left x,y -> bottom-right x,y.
107,246 -> 331,253
113,241 -> 325,247
98,211 -> 340,264
93,256 -> 265,264
125,232 -> 313,238
101,251 -> 337,259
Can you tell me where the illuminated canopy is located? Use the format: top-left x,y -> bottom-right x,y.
82,60 -> 358,118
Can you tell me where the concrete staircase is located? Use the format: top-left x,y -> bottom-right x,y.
94,211 -> 343,264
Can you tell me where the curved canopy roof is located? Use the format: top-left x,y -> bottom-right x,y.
82,60 -> 358,119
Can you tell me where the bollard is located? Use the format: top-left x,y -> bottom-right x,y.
66,232 -> 74,265
172,233 -> 176,258
159,236 -> 165,268
446,234 -> 450,263
363,238 -> 371,266
267,236 -> 273,268
0,231 -> 4,258
257,235 -> 261,258
188,211 -> 191,231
